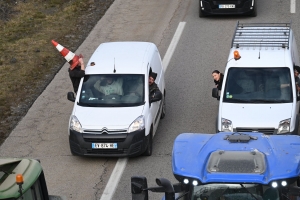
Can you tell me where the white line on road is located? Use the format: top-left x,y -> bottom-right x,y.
291,0 -> 296,13
100,158 -> 128,200
163,22 -> 186,72
99,21 -> 186,200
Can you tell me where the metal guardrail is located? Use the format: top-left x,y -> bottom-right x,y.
231,22 -> 291,49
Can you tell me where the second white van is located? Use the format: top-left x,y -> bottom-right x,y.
212,22 -> 300,135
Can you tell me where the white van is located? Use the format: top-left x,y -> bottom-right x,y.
212,22 -> 300,135
67,42 -> 166,157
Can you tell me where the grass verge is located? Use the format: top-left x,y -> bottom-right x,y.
0,0 -> 114,144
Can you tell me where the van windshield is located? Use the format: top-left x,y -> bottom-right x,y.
223,68 -> 293,103
78,74 -> 145,107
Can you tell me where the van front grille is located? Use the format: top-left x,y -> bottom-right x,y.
83,138 -> 126,143
235,128 -> 275,135
84,129 -> 128,134
86,149 -> 128,154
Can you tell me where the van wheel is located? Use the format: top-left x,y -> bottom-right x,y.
160,93 -> 166,119
143,132 -> 153,156
199,8 -> 205,18
70,148 -> 78,156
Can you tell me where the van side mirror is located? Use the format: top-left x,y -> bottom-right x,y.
212,88 -> 220,100
150,91 -> 162,103
131,176 -> 149,200
67,92 -> 75,102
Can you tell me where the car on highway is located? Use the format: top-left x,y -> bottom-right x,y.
199,0 -> 257,18
67,41 -> 166,157
131,132 -> 300,199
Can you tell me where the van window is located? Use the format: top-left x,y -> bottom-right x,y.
223,68 -> 292,103
79,74 -> 145,107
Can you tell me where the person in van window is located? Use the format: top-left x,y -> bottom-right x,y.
212,70 -> 224,90
94,76 -> 123,96
69,56 -> 85,93
294,67 -> 300,95
149,72 -> 162,102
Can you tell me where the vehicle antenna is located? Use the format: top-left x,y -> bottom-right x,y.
258,39 -> 262,59
113,58 -> 116,73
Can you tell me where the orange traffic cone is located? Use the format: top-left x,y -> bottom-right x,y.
51,40 -> 82,70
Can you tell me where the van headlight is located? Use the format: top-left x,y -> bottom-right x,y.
70,115 -> 83,133
221,118 -> 233,132
128,116 -> 145,133
277,118 -> 290,134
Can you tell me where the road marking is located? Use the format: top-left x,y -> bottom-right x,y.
163,22 -> 186,72
100,158 -> 128,200
99,21 -> 186,200
291,0 -> 296,13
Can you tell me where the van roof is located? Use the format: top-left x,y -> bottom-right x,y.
227,22 -> 294,68
231,22 -> 291,49
85,42 -> 156,75
227,48 -> 291,68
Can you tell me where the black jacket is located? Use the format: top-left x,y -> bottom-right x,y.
149,82 -> 162,102
68,67 -> 85,93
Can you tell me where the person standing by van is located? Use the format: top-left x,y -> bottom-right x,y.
212,70 -> 224,90
69,57 -> 85,93
149,72 -> 162,102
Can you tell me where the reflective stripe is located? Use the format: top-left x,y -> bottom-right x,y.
65,51 -> 75,62
56,44 -> 64,52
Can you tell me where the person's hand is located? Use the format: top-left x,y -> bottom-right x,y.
79,58 -> 85,70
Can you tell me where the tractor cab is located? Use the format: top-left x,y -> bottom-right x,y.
131,132 -> 300,200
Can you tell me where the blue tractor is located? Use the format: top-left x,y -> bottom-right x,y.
131,132 -> 300,200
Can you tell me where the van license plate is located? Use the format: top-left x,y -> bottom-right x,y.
219,4 -> 235,8
92,143 -> 117,149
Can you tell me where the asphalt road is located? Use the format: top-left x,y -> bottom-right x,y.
1,0 -> 300,200
113,0 -> 300,199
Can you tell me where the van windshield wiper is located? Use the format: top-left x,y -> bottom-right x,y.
226,98 -> 252,103
78,102 -> 98,107
249,99 -> 288,103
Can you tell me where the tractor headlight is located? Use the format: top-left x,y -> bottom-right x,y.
281,181 -> 287,187
271,181 -> 278,188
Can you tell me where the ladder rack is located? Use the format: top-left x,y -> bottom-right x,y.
231,22 -> 291,49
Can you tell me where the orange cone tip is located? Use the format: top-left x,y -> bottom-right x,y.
51,40 -> 81,70
234,50 -> 241,60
